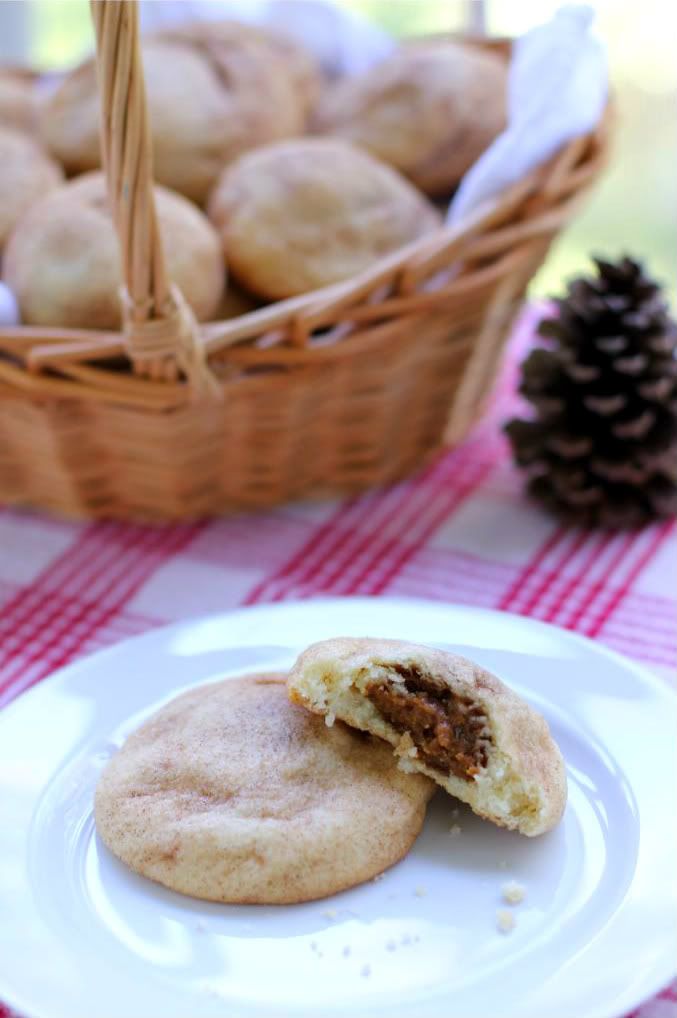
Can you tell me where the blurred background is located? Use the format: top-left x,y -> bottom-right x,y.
1,0 -> 673,300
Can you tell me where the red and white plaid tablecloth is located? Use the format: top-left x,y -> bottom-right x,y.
1,305 -> 675,1018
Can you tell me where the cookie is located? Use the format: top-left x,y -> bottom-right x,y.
208,138 -> 441,300
313,41 -> 507,196
0,68 -> 38,134
40,35 -> 306,205
0,126 -> 63,249
95,674 -> 434,904
155,19 -> 322,117
288,638 -> 567,836
3,171 -> 224,329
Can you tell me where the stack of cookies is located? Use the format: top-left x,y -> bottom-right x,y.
0,21 -> 508,330
95,638 -> 566,904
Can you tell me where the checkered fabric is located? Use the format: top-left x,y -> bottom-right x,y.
1,305 -> 674,1018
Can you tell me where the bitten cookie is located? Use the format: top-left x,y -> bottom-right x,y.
0,126 -> 63,249
95,674 -> 434,904
288,638 -> 567,836
208,138 -> 441,300
3,171 -> 224,329
40,35 -> 306,204
313,41 -> 507,196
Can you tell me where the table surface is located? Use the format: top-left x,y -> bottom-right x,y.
1,305 -> 675,1018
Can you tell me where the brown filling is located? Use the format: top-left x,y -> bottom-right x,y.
365,665 -> 491,780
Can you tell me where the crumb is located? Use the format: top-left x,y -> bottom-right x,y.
386,939 -> 397,951
400,934 -> 412,946
407,746 -> 418,758
342,945 -> 351,957
310,940 -> 318,952
414,885 -> 427,897
322,908 -> 338,919
372,872 -> 385,882
496,909 -> 516,934
501,880 -> 526,905
397,757 -> 416,774
498,859 -> 509,870
450,807 -> 460,819
449,824 -> 462,837
325,713 -> 335,728
360,964 -> 371,978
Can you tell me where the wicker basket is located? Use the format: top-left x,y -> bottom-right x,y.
0,2 -> 610,521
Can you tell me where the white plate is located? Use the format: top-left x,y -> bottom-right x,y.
0,598 -> 675,1018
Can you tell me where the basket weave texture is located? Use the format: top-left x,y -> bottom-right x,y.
0,2 -> 610,520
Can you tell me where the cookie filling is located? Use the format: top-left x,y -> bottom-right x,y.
365,666 -> 492,780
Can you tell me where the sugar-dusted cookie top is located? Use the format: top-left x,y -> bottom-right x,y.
313,41 -> 507,197
95,673 -> 433,904
208,137 -> 441,300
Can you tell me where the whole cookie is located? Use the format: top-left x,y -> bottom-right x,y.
3,171 -> 224,329
313,41 -> 507,197
0,126 -> 63,249
95,674 -> 434,904
40,35 -> 305,205
208,138 -> 441,300
155,19 -> 322,117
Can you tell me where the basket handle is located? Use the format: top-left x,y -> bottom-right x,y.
90,0 -> 217,393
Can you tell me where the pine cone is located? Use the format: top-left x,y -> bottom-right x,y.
506,256 -> 677,528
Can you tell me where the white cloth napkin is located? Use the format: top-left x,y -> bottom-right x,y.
449,5 -> 607,222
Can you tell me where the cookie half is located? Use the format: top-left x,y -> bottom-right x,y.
288,638 -> 566,836
95,674 -> 433,904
